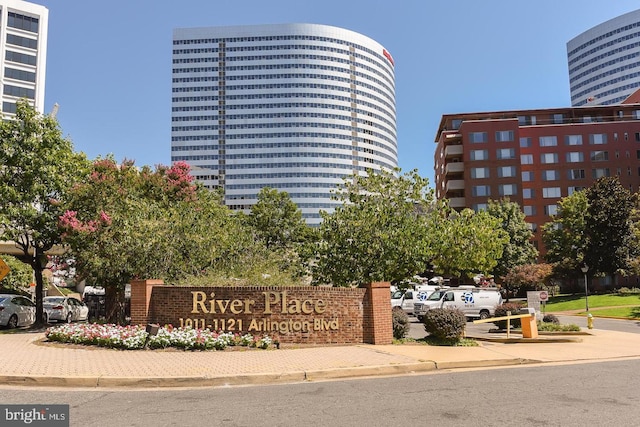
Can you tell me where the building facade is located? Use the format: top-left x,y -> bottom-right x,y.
434,103 -> 640,255
0,0 -> 47,114
568,9 -> 640,107
171,24 -> 397,225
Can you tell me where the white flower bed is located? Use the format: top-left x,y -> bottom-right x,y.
45,323 -> 274,350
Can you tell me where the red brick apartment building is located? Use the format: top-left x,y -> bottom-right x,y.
434,100 -> 640,257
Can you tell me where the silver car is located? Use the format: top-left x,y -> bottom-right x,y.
43,296 -> 89,323
0,294 -> 36,328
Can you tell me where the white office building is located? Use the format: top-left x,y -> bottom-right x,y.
0,0 -> 47,114
171,23 -> 397,225
568,9 -> 640,106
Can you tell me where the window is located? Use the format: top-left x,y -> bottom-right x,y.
518,115 -> 536,125
592,168 -> 610,178
521,154 -> 533,164
469,132 -> 488,143
568,186 -> 584,195
499,184 -> 517,196
471,167 -> 489,179
552,114 -> 564,124
564,135 -> 583,145
634,111 -> 640,120
541,153 -> 558,164
472,203 -> 487,212
496,148 -> 515,159
542,170 -> 560,181
451,119 -> 462,129
544,205 -> 558,215
523,205 -> 536,216
539,136 -> 558,147
527,223 -> 538,233
519,137 -> 532,148
566,152 -> 584,162
495,130 -> 514,142
568,169 -> 585,180
523,188 -> 535,199
472,185 -> 490,197
590,151 -> 608,161
521,171 -> 534,181
635,132 -> 640,142
470,149 -> 488,161
589,134 -> 607,145
497,166 -> 516,178
543,187 -> 561,198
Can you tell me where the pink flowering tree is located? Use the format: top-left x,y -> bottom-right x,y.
0,100 -> 89,325
59,158 -> 236,323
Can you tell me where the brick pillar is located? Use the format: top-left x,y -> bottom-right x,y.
129,279 -> 163,325
362,281 -> 392,344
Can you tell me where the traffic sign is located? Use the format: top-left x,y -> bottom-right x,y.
539,291 -> 549,302
0,258 -> 10,282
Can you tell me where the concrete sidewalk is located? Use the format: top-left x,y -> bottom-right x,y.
1,327 -> 640,388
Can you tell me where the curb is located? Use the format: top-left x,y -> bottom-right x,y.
0,359 -> 539,389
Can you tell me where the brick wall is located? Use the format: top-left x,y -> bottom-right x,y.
130,280 -> 392,345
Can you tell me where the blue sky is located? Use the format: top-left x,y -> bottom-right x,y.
34,0 -> 640,183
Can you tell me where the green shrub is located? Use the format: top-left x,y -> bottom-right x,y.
537,322 -> 581,332
392,307 -> 410,339
542,314 -> 559,324
423,308 -> 466,342
493,302 -> 525,329
618,287 -> 640,295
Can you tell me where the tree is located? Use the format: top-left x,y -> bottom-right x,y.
543,178 -> 638,282
60,159 -> 237,322
542,190 -> 588,276
0,100 -> 89,324
246,187 -> 315,279
248,187 -> 310,250
485,198 -> 538,279
0,255 -> 33,291
584,177 -> 637,278
312,169 -> 434,287
426,205 -> 509,279
502,263 -> 553,298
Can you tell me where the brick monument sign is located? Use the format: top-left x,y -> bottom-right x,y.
130,280 -> 392,345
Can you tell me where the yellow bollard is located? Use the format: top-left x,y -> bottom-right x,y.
587,313 -> 594,329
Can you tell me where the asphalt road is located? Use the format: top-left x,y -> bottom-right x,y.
2,359 -> 639,426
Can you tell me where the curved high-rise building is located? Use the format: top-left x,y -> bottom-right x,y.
568,9 -> 640,106
171,23 -> 397,225
0,0 -> 48,115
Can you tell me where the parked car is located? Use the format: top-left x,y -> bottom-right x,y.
43,296 -> 89,323
0,294 -> 36,328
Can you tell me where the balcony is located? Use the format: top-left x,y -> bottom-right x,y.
445,179 -> 465,193
444,144 -> 463,158
445,162 -> 464,175
445,132 -> 462,142
448,197 -> 466,208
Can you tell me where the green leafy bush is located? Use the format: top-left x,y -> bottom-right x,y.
423,308 -> 466,342
618,287 -> 640,295
493,302 -> 525,329
392,307 -> 410,340
537,322 -> 581,332
542,314 -> 559,324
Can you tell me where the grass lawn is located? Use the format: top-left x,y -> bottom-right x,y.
544,294 -> 640,313
587,306 -> 640,319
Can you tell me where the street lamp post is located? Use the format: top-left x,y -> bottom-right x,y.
581,264 -> 589,312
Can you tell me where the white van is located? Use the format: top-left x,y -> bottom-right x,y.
414,287 -> 502,321
392,285 -> 448,315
